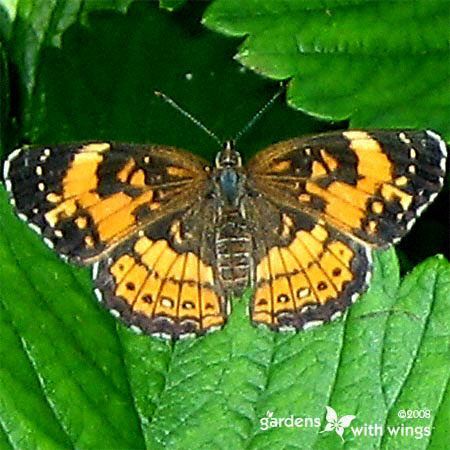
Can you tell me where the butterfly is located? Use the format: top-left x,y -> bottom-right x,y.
2,129 -> 447,339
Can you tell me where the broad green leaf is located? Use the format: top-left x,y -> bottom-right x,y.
203,0 -> 450,140
1,2 -> 448,449
0,0 -> 135,118
1,186 -> 449,448
17,3 -> 326,156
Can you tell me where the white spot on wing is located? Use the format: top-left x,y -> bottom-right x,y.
110,309 -> 120,318
3,161 -> 11,183
399,132 -> 411,144
205,325 -> 223,335
415,200 -> 431,218
303,320 -> 323,330
94,288 -> 103,302
4,179 -> 12,192
152,332 -> 172,340
43,237 -> 54,249
161,298 -> 174,308
297,287 -> 310,298
179,332 -> 196,340
7,147 -> 22,161
406,219 -> 416,231
130,325 -> 143,335
3,148 -> 22,186
330,311 -> 342,321
29,223 -> 42,234
92,262 -> 99,279
428,192 -> 438,204
278,325 -> 296,333
426,130 -> 448,157
365,246 -> 373,265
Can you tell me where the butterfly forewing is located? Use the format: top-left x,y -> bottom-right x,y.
4,142 -> 209,264
247,130 -> 447,247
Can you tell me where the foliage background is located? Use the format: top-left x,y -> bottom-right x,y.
0,1 -> 448,449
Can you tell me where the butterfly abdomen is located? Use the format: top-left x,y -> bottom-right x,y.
214,208 -> 252,297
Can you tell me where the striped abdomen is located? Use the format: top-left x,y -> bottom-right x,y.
215,209 -> 252,297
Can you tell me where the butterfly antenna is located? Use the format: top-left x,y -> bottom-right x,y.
233,82 -> 287,143
154,91 -> 222,146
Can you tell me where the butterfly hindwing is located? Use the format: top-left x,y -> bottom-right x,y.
4,142 -> 208,264
245,196 -> 372,330
248,130 -> 447,247
93,199 -> 228,339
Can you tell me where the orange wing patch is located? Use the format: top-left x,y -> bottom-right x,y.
305,132 -> 415,237
4,142 -> 208,266
96,236 -> 226,338
249,130 -> 446,248
252,223 -> 365,331
305,132 -> 393,232
44,152 -> 158,247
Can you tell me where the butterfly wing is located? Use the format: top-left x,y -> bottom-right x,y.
245,195 -> 371,330
245,130 -> 446,330
93,197 -> 228,339
247,130 -> 447,247
4,142 -> 209,264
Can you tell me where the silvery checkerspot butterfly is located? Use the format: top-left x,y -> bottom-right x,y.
3,128 -> 447,339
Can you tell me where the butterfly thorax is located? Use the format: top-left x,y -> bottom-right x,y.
213,142 -> 253,297
215,140 -> 245,207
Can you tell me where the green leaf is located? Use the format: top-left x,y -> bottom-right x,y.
159,0 -> 188,12
0,42 -> 10,152
203,0 -> 450,139
0,0 -> 135,116
1,2 -> 448,449
1,185 -> 449,448
15,3 -> 326,156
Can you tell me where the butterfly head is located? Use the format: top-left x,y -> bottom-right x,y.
214,141 -> 245,206
215,140 -> 242,169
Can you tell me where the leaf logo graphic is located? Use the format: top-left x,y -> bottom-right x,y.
320,406 -> 356,442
